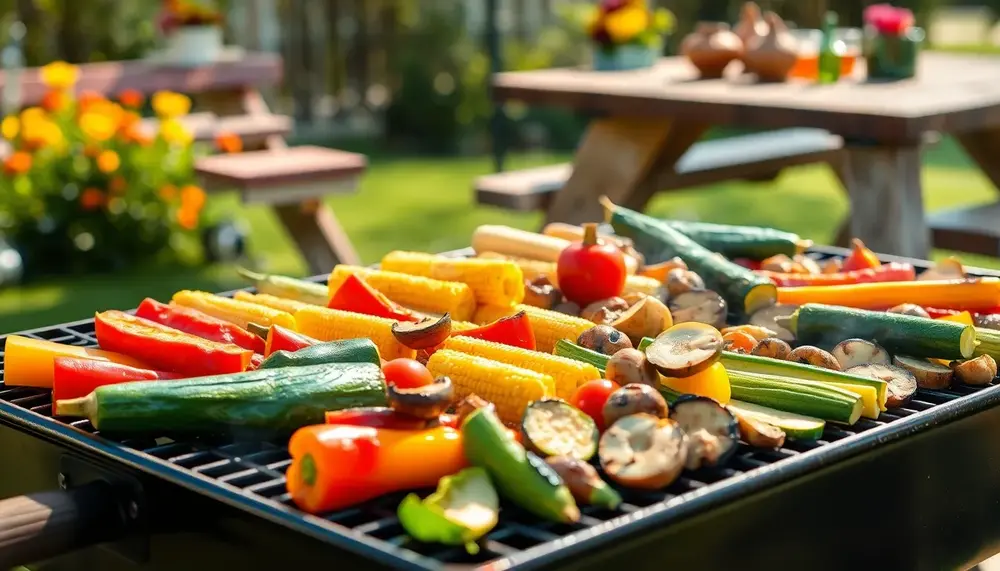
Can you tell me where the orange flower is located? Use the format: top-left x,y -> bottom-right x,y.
40,61 -> 79,91
83,144 -> 101,158
118,89 -> 144,109
180,184 -> 206,211
109,175 -> 127,195
158,184 -> 178,201
79,111 -> 117,142
214,131 -> 242,154
176,207 -> 199,230
3,151 -> 32,175
152,91 -> 191,119
80,188 -> 105,210
40,90 -> 69,112
96,150 -> 120,174
77,90 -> 105,113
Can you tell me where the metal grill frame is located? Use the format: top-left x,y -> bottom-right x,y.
3,245 -> 1000,570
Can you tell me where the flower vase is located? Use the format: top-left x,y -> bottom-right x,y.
864,26 -> 924,81
166,25 -> 223,67
592,41 -> 662,71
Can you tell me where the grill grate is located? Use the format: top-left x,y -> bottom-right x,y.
1,251 -> 998,569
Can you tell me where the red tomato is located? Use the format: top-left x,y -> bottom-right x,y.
557,224 -> 627,307
571,379 -> 621,431
381,358 -> 434,389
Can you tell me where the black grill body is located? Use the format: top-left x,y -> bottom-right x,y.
3,246 -> 1000,571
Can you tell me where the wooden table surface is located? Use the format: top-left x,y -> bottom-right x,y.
492,53 -> 1000,258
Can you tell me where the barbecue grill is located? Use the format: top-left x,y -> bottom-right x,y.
4,246 -> 1000,571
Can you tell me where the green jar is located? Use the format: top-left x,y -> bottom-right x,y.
864,26 -> 924,81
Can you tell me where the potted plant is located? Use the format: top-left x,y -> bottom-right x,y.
585,0 -> 675,71
159,0 -> 225,67
863,4 -> 924,80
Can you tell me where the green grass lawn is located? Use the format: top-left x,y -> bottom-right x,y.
1,137 -> 998,334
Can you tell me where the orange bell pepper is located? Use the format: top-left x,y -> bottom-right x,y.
328,274 -> 420,322
94,310 -> 253,376
842,238 -> 881,272
286,424 -> 467,514
660,363 -> 731,405
776,278 -> 1000,312
2,335 -> 153,389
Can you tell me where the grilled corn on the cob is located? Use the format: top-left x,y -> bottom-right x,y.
294,306 -> 415,360
233,291 -> 313,315
478,254 -> 661,297
473,304 -> 594,353
426,349 -> 554,424
327,265 -> 476,322
472,225 -> 637,274
171,290 -> 297,330
380,251 -> 524,306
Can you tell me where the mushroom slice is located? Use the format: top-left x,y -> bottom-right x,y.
668,291 -> 727,329
545,456 -> 622,510
830,338 -> 890,369
918,257 -> 966,281
521,399 -> 598,461
391,313 -> 453,350
669,395 -> 740,470
788,345 -> 841,370
665,268 -> 705,298
952,354 -> 998,386
606,349 -> 660,388
577,325 -> 632,356
846,364 -> 917,408
751,338 -> 792,360
735,413 -> 786,449
886,303 -> 931,318
892,355 -> 953,390
386,376 -> 455,420
610,296 -> 673,346
748,304 -> 798,343
580,297 -> 629,325
599,413 -> 689,490
645,322 -> 724,377
602,383 -> 669,428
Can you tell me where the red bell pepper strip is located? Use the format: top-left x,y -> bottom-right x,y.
265,325 -> 319,357
451,310 -> 536,351
924,306 -> 1000,319
135,298 -> 265,354
248,353 -> 265,370
328,274 -> 420,322
94,310 -> 254,376
325,407 -> 432,430
52,357 -> 181,414
842,238 -> 882,272
756,262 -> 917,287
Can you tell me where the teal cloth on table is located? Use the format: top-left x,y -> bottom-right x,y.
592,43 -> 661,71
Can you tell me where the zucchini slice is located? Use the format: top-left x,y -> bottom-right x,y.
727,400 -> 824,441
522,399 -> 598,461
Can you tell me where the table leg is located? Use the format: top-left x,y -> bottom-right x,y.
958,127 -> 1000,191
543,117 -> 707,226
275,201 -> 360,274
835,144 -> 929,259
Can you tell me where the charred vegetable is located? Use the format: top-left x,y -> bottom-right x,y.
722,330 -> 756,353
454,394 -> 495,425
603,383 -> 669,428
891,355 -> 953,389
751,338 -> 792,360
665,268 -> 705,297
749,304 -> 798,342
577,325 -> 632,356
669,395 -> 739,470
521,399 -> 599,461
735,413 -> 786,448
646,322 -> 724,377
831,339 -> 891,370
580,297 -> 630,325
975,314 -> 1000,331
387,376 -> 455,420
668,291 -> 728,329
918,257 -> 965,281
727,400 -> 824,441
524,277 -> 563,310
599,413 -> 689,490
606,349 -> 659,388
720,325 -> 776,343
846,364 -> 917,408
392,314 -> 453,350
787,346 -> 841,371
397,467 -> 499,554
545,456 -> 622,510
610,296 -> 673,346
952,354 -> 997,386
887,304 -> 931,318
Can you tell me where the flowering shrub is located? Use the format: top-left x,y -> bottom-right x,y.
0,61 -> 225,274
863,4 -> 915,37
585,0 -> 674,51
159,0 -> 224,34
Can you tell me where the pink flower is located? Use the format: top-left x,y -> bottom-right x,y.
864,4 -> 914,37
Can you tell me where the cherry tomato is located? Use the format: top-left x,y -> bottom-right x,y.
557,223 -> 627,307
381,358 -> 434,389
571,379 -> 621,430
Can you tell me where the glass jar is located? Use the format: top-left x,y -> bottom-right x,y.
864,25 -> 925,81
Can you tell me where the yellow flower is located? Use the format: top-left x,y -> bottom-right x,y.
20,107 -> 46,123
40,61 -> 79,91
1,116 -> 19,140
96,150 -> 120,174
159,118 -> 193,146
21,116 -> 63,150
79,111 -> 118,142
604,6 -> 649,44
152,91 -> 191,119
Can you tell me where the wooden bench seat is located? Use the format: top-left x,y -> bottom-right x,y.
928,202 -> 1000,257
138,112 -> 292,147
476,128 -> 843,211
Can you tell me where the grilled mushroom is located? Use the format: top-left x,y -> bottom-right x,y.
599,414 -> 689,490
602,383 -> 669,428
577,325 -> 632,356
386,376 -> 455,419
606,349 -> 659,388
391,314 -> 453,350
645,322 -> 724,377
669,395 -> 739,470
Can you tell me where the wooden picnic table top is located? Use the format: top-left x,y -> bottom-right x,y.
0,52 -> 282,106
492,52 -> 1000,143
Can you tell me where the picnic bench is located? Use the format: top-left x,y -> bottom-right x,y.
488,54 -> 1000,259
0,53 -> 362,272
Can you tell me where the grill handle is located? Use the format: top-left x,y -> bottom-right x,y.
0,481 -> 126,568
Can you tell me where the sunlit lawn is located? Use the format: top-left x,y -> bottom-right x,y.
1,137 -> 997,334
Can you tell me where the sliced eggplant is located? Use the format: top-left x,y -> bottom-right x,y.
392,314 -> 453,350
521,399 -> 599,461
846,363 -> 917,408
788,345 -> 841,371
606,349 -> 660,388
735,413 -> 786,449
748,304 -> 798,342
668,291 -> 727,329
602,383 -> 669,428
387,376 -> 455,419
598,413 -> 689,490
751,338 -> 792,360
577,325 -> 632,356
645,322 -> 724,377
892,355 -> 953,390
544,455 -> 622,510
951,354 -> 998,386
887,303 -> 931,319
669,395 -> 739,470
665,268 -> 705,298
830,338 -> 890,370
974,314 -> 1000,331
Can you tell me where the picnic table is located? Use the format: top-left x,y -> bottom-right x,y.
0,53 -> 363,273
491,52 -> 1000,259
